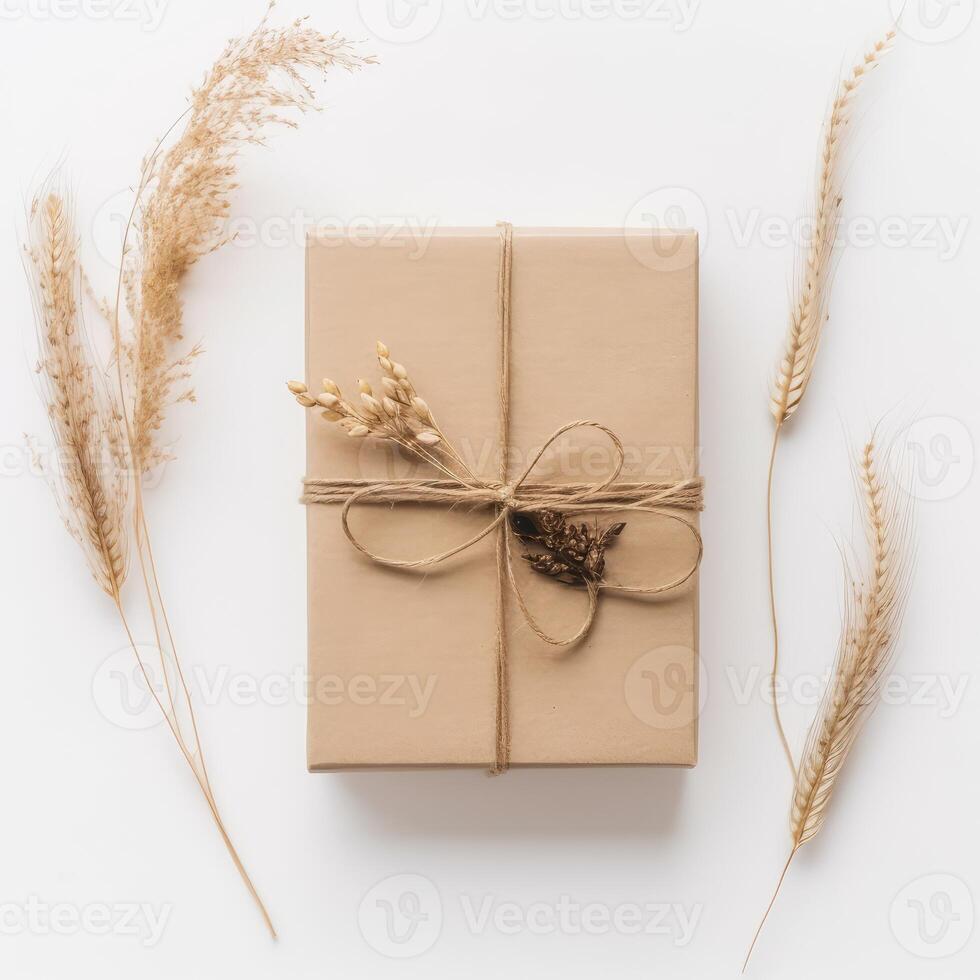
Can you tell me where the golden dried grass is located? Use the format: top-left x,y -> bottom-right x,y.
767,30 -> 896,776
122,5 -> 375,472
745,436 -> 913,971
28,191 -> 129,598
29,6 -> 373,938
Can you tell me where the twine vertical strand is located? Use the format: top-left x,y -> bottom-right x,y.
491,221 -> 514,775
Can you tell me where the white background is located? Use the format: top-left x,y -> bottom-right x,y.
1,0 -> 977,977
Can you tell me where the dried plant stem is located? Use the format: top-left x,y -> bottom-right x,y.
139,493 -> 277,935
766,424 -> 796,778
113,122 -> 198,744
31,8 -> 371,942
765,29 -> 895,777
99,8 -> 374,930
114,124 -> 226,791
124,7 -> 374,473
115,582 -> 275,937
25,192 -> 227,913
24,194 -> 252,926
745,437 -> 912,972
107,127 -> 275,938
742,848 -> 795,973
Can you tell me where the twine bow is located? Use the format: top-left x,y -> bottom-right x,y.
299,223 -> 704,773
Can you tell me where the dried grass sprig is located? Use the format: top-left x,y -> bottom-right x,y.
289,340 -> 481,484
29,191 -> 129,599
744,436 -> 913,971
124,2 -> 375,472
29,6 -> 373,940
29,187 -> 278,938
105,8 -> 371,936
766,30 -> 895,777
105,9 -> 370,936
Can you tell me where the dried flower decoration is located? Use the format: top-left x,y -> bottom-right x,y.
28,6 -> 373,939
289,341 -> 481,484
511,511 -> 626,587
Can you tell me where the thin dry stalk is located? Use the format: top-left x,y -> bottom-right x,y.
744,437 -> 913,972
97,7 -> 373,937
766,30 -> 895,778
29,189 -> 277,938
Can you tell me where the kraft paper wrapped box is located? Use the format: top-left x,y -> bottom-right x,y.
304,227 -> 701,770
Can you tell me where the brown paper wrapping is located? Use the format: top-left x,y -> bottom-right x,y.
305,227 -> 700,769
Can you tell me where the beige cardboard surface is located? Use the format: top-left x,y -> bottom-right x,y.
305,228 -> 699,769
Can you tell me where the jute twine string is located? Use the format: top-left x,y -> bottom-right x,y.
303,222 -> 704,773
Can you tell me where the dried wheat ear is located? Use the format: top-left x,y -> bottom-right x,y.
766,28 -> 896,778
745,436 -> 913,972
289,341 -> 483,484
769,29 -> 895,427
290,341 -> 440,441
28,191 -> 129,598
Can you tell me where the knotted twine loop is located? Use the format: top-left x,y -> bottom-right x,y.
303,222 -> 704,774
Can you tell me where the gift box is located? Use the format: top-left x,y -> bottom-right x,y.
303,226 -> 701,770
